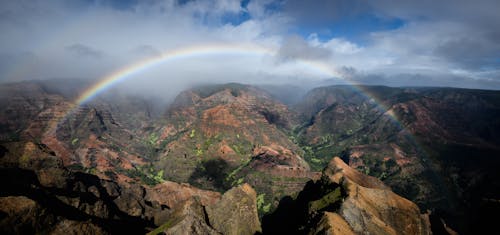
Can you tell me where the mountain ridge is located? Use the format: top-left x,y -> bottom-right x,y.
1,80 -> 499,234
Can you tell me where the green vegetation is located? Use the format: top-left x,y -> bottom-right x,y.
308,187 -> 342,212
142,132 -> 161,160
122,165 -> 164,186
71,138 -> 79,145
86,167 -> 98,175
231,144 -> 241,155
67,164 -> 85,171
147,216 -> 182,235
194,148 -> 203,156
148,133 -> 159,145
230,139 -> 252,157
19,153 -> 30,166
226,158 -> 251,186
203,138 -> 213,150
189,129 -> 196,138
257,193 -> 272,214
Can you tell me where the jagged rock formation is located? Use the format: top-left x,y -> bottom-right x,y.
150,183 -> 261,235
0,140 -> 260,235
206,184 -> 261,235
309,212 -> 355,235
323,157 -> 431,234
263,157 -> 431,235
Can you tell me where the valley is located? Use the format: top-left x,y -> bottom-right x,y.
1,80 -> 499,234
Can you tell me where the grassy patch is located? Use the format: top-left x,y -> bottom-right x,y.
147,216 -> 181,235
121,166 -> 164,186
257,193 -> 272,214
189,129 -> 196,138
308,187 -> 342,213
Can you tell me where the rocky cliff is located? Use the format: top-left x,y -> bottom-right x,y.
0,140 -> 260,235
263,157 -> 431,235
293,85 -> 500,233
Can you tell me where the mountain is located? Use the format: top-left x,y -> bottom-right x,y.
150,83 -> 316,213
1,80 -> 499,234
293,85 -> 500,233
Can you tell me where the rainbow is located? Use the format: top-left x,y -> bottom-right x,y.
42,42 -> 430,167
35,42 -> 435,185
76,43 -> 276,105
55,43 -> 405,135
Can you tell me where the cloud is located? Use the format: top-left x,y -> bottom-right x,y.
282,0 -> 368,26
277,35 -> 331,61
0,0 -> 499,93
131,45 -> 161,57
434,35 -> 500,70
66,43 -> 103,59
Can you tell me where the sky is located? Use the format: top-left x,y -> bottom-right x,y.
1,0 -> 500,95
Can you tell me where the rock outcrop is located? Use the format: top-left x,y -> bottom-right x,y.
262,157 -> 431,235
150,183 -> 261,235
150,198 -> 221,235
0,141 -> 221,234
295,85 -> 500,233
322,157 -> 431,235
206,183 -> 261,235
309,212 -> 355,235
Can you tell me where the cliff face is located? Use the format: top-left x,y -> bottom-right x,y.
263,157 -> 431,235
149,183 -> 261,235
324,157 -> 431,235
0,140 -> 260,235
1,143 -> 428,235
293,85 -> 500,233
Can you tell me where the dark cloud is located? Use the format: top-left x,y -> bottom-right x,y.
372,0 -> 500,70
434,34 -> 500,70
372,0 -> 500,25
336,66 -> 357,79
281,0 -> 500,28
344,72 -> 500,90
277,35 -> 331,61
282,0 -> 368,25
66,43 -> 103,59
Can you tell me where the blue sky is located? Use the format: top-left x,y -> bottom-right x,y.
291,14 -> 406,45
1,0 -> 499,92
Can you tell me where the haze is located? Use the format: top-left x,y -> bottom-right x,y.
1,0 -> 500,98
